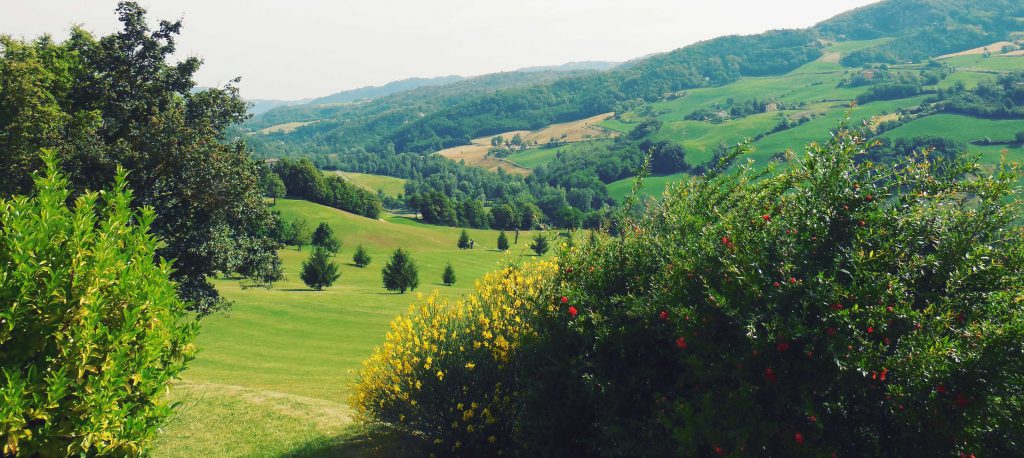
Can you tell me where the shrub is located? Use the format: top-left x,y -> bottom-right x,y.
353,244 -> 372,267
300,247 -> 341,291
382,248 -> 419,293
351,260 -> 559,456
0,154 -> 196,456
458,230 -> 471,249
516,127 -> 1024,456
311,222 -> 341,253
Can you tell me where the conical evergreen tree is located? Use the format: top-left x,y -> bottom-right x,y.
300,247 -> 341,290
530,233 -> 550,256
382,248 -> 419,293
353,244 -> 372,267
311,222 -> 341,253
442,262 -> 456,286
458,229 -> 471,249
497,231 -> 510,251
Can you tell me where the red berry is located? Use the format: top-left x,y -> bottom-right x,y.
826,327 -> 837,336
880,368 -> 889,381
560,296 -> 568,304
867,326 -> 874,334
659,310 -> 670,321
886,306 -> 894,313
936,384 -> 947,394
675,337 -> 688,350
721,236 -> 730,245
866,194 -> 873,201
568,306 -> 578,317
776,342 -> 791,352
858,220 -> 866,226
833,303 -> 844,311
794,432 -> 804,445
762,214 -> 771,221
773,281 -> 781,288
789,277 -> 797,284
764,367 -> 777,384
713,445 -> 725,456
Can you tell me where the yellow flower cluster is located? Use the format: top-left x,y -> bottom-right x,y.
351,259 -> 559,453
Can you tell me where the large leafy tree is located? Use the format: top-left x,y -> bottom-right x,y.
0,2 -> 282,314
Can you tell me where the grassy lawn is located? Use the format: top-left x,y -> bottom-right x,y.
152,199 -> 550,457
332,171 -> 407,198
507,144 -> 562,169
879,114 -> 1024,162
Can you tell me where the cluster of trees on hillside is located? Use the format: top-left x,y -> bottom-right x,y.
686,98 -> 803,123
931,71 -> 1024,118
265,158 -> 383,219
0,2 -> 281,314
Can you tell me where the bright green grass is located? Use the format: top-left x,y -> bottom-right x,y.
606,172 -> 687,202
658,112 -> 784,164
936,70 -> 999,90
942,54 -> 1024,73
152,199 -> 549,457
599,117 -> 636,134
507,144 -> 563,168
879,114 -> 1024,162
332,171 -> 407,198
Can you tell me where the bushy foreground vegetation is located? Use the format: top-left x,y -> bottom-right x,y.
353,128 -> 1024,456
0,156 -> 195,456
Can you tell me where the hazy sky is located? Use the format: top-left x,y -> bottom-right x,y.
2,0 -> 880,100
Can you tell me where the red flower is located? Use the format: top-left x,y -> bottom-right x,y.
776,342 -> 791,352
659,311 -> 670,321
826,327 -> 837,336
808,415 -> 818,423
805,351 -> 814,359
560,296 -> 568,304
721,236 -> 730,245
936,384 -> 947,394
675,337 -> 688,350
866,194 -> 873,201
858,220 -> 866,227
762,214 -> 771,221
568,306 -> 578,317
764,367 -> 777,384
884,337 -> 892,345
880,368 -> 889,381
794,432 -> 804,445
886,306 -> 894,313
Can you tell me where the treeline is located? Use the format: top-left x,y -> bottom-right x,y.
841,26 -> 1001,67
268,158 -> 383,219
686,98 -> 803,123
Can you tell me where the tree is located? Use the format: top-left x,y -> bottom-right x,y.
442,262 -> 456,286
382,248 -> 420,293
0,3 -> 282,315
264,171 -> 287,204
311,222 -> 341,253
290,218 -> 312,251
0,154 -> 196,455
300,247 -> 341,291
458,229 -> 471,249
1016,131 -> 1024,144
530,233 -> 550,256
353,244 -> 372,267
497,231 -> 510,251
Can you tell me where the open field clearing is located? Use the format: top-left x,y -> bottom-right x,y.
152,199 -> 550,457
936,41 -> 1017,59
331,171 -> 407,198
257,121 -> 319,134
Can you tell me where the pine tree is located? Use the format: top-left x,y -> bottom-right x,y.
291,218 -> 312,251
353,244 -> 372,267
442,262 -> 456,286
530,233 -> 550,256
458,229 -> 471,249
382,248 -> 420,293
311,222 -> 341,253
497,231 -> 510,251
300,247 -> 341,291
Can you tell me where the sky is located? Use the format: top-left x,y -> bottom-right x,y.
1,0 -> 880,100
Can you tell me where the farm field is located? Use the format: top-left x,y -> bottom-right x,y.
257,121 -> 318,134
151,199 -> 550,457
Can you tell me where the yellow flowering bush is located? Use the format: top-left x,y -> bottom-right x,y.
351,260 -> 559,455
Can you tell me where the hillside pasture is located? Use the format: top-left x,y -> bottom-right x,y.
257,121 -> 318,134
332,171 -> 407,198
936,41 -> 1017,59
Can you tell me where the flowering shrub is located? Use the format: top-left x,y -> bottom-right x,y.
351,260 -> 559,455
516,128 -> 1024,456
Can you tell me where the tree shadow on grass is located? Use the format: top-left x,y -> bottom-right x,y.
279,288 -> 317,292
280,424 -> 429,458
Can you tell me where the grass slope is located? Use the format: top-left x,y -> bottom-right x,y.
152,199 -> 549,457
332,171 -> 408,198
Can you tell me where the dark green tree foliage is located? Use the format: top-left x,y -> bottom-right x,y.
0,2 -> 283,314
497,231 -> 510,251
932,71 -> 1024,119
382,248 -> 420,293
529,233 -> 550,256
518,128 -> 1024,456
0,155 -> 196,455
311,222 -> 341,253
289,218 -> 312,251
458,230 -> 471,249
353,244 -> 372,267
263,171 -> 287,204
300,248 -> 341,291
273,158 -> 382,219
442,263 -> 456,286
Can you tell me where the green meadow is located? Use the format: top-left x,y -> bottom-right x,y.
152,199 -> 548,457
332,171 -> 408,198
